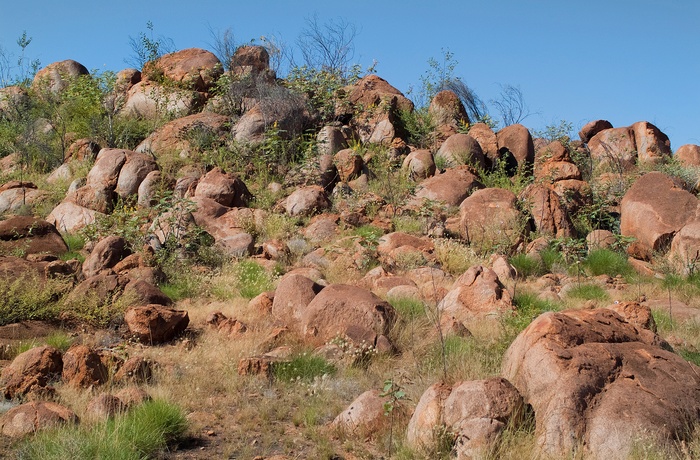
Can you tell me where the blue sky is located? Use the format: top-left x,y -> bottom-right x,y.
1,1 -> 698,146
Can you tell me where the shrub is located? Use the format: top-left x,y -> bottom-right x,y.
583,249 -> 632,277
273,353 -> 336,382
0,275 -> 72,325
19,399 -> 187,460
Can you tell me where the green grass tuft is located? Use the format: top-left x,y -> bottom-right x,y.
235,260 -> 275,299
566,283 -> 610,301
19,399 -> 187,460
583,249 -> 632,277
389,296 -> 426,321
273,353 -> 336,382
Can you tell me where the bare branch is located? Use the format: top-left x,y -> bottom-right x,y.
296,15 -> 357,77
491,84 -> 530,126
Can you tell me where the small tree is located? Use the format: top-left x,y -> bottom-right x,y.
296,14 -> 357,78
126,21 -> 176,69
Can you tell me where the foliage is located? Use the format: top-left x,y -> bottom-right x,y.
273,353 -> 336,382
44,331 -> 74,352
534,120 -> 573,144
476,156 -> 533,194
284,65 -> 349,124
413,47 -> 489,122
19,399 -> 187,460
389,296 -> 426,321
60,233 -> 86,262
126,21 -> 176,69
433,238 -> 480,275
0,275 -> 72,326
0,30 -> 41,87
509,253 -> 544,279
396,107 -> 436,149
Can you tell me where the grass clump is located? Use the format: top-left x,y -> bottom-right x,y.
506,291 -> 559,335
434,238 -> 480,276
509,254 -> 543,279
389,296 -> 426,321
19,399 -> 187,460
583,248 -> 632,277
273,353 -> 336,383
566,283 -> 609,301
44,331 -> 74,352
59,233 -> 86,262
234,259 -> 276,299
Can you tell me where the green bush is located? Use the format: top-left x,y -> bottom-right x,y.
583,249 -> 632,277
0,275 -> 72,325
19,399 -> 187,460
273,353 -> 336,382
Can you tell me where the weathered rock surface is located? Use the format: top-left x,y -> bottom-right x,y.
578,119 -> 613,143
330,389 -> 394,434
194,167 -> 252,208
82,236 -> 130,279
285,186 -> 331,216
0,401 -> 77,437
407,378 -> 524,458
62,344 -> 109,388
411,165 -> 483,207
502,307 -> 700,459
143,48 -> 222,91
136,112 -> 230,156
437,265 -> 514,323
459,188 -> 524,251
402,149 -> 436,180
46,201 -> 103,233
675,144 -> 700,167
496,124 -> 534,170
32,59 -> 89,94
1,345 -> 63,399
271,274 -> 324,329
124,305 -> 189,344
435,133 -> 486,169
520,184 -> 574,238
300,284 -> 395,348
620,171 -> 700,252
0,216 -> 68,257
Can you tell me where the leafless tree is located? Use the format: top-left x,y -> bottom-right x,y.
208,26 -> 237,71
491,84 -> 530,126
296,15 -> 357,76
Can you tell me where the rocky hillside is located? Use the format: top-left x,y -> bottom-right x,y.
1,45 -> 700,459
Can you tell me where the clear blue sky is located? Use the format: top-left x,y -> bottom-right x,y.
2,0 -> 698,146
